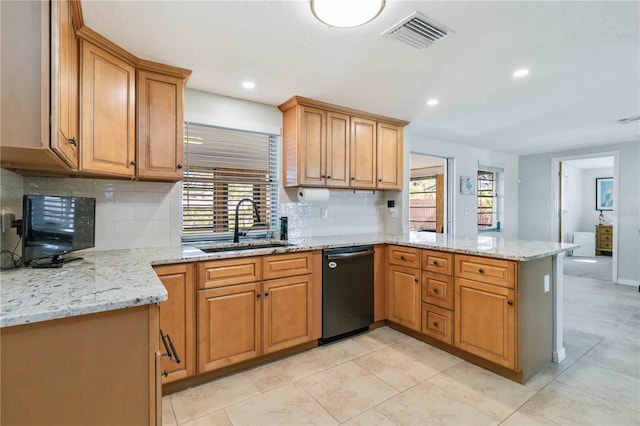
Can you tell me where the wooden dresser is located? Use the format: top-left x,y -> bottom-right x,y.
595,225 -> 613,255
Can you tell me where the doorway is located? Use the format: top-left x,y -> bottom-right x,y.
553,154 -> 618,282
409,154 -> 452,234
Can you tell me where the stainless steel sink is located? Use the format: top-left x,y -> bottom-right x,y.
199,241 -> 293,253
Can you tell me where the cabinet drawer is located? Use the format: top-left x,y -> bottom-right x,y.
598,241 -> 613,249
597,226 -> 612,235
388,245 -> 421,268
455,255 -> 516,289
598,234 -> 612,243
421,304 -> 453,345
262,252 -> 312,280
422,250 -> 453,275
422,272 -> 453,310
198,257 -> 262,289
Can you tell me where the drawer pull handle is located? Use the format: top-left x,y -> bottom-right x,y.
400,255 -> 406,261
478,268 -> 484,273
433,288 -> 439,294
160,329 -> 181,365
69,137 -> 77,146
433,321 -> 439,327
507,300 -> 514,306
130,160 -> 137,166
433,260 -> 439,265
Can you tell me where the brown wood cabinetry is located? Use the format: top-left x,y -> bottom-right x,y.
154,263 -> 195,384
80,39 -> 136,177
197,252 -> 315,374
595,224 -> 613,255
422,249 -> 453,275
388,245 -> 421,269
454,277 -> 517,369
51,0 -> 79,168
136,70 -> 185,180
420,250 -> 454,344
279,96 -> 408,190
387,265 -> 421,331
376,122 -> 403,189
422,303 -> 453,345
455,254 -> 516,288
1,305 -> 160,425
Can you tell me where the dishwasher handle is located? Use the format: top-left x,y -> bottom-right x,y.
326,249 -> 374,260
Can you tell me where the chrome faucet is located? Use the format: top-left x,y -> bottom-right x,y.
233,198 -> 261,243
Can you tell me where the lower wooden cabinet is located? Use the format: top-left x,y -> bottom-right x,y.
454,277 -> 517,370
263,275 -> 313,354
198,282 -> 261,373
387,265 -> 421,331
154,263 -> 195,383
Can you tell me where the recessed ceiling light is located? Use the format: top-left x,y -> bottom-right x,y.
427,99 -> 439,106
513,68 -> 530,78
242,81 -> 255,89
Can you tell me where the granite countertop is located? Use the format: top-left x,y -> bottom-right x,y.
0,233 -> 577,328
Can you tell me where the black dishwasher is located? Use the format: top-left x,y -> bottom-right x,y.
321,245 -> 374,344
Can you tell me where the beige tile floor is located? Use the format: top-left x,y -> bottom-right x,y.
163,274 -> 640,425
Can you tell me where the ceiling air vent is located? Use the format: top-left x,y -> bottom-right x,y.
618,116 -> 640,124
382,11 -> 452,50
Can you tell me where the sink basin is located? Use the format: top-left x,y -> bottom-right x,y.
199,242 -> 294,253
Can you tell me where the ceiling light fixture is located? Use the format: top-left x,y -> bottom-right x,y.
311,0 -> 385,28
427,99 -> 439,106
242,81 -> 256,89
513,68 -> 530,78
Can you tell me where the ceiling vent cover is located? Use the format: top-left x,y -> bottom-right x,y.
382,12 -> 452,50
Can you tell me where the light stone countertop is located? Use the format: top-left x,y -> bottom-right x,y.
0,233 -> 577,328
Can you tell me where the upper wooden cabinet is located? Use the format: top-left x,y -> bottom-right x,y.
51,0 -> 79,169
279,96 -> 408,190
136,70 -> 185,180
0,0 -> 191,181
80,40 -> 136,177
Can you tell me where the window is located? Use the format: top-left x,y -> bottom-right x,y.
182,123 -> 279,241
409,176 -> 437,231
477,169 -> 498,231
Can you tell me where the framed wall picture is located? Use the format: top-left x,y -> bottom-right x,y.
595,177 -> 613,211
460,176 -> 475,195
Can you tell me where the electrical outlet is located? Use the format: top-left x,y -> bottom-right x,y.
1,211 -> 16,233
544,274 -> 550,293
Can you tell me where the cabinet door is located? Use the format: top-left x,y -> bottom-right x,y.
263,275 -> 312,354
454,278 -> 516,370
197,283 -> 261,373
154,263 -> 195,384
387,265 -> 421,331
136,70 -> 184,180
350,116 -> 376,188
376,122 -> 402,190
326,111 -> 350,188
51,0 -> 79,169
80,40 -> 135,176
299,106 -> 326,186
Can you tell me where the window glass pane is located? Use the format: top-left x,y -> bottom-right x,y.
410,176 -> 437,231
182,123 -> 278,240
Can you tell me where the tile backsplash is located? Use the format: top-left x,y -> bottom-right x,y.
22,176 -> 182,251
1,168 -> 390,266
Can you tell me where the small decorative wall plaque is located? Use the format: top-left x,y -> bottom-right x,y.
460,176 -> 475,195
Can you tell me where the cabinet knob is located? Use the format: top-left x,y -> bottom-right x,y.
478,268 -> 484,273
130,160 -> 137,166
378,179 -> 382,182
69,137 -> 77,146
161,369 -> 169,378
433,321 -> 439,327
433,288 -> 439,294
400,255 -> 406,261
177,164 -> 183,169
257,293 -> 261,298
414,278 -> 419,283
507,300 -> 513,306
264,291 -> 270,296
327,176 -> 331,179
321,175 -> 326,178
351,177 -> 355,180
433,260 -> 438,265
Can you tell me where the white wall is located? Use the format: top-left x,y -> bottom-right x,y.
560,163 -> 583,243
403,129 -> 520,238
519,141 -> 640,285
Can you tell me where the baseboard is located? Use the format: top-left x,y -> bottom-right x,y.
617,278 -> 640,287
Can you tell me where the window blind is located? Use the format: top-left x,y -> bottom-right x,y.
182,122 -> 279,241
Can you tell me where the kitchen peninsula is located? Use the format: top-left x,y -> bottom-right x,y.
1,233 -> 574,424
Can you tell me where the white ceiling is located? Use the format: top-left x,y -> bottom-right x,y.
81,1 -> 640,156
